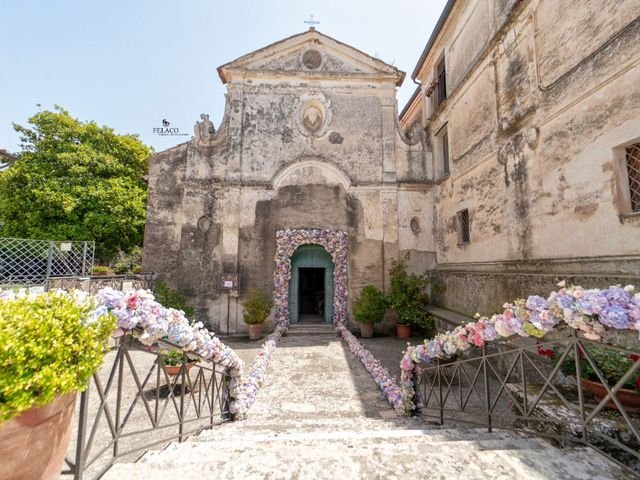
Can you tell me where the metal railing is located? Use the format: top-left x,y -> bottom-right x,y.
0,237 -> 94,289
49,274 -> 155,293
414,329 -> 640,475
62,333 -> 232,480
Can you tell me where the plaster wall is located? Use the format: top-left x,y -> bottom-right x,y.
401,0 -> 640,316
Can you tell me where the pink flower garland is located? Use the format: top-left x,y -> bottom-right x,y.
231,229 -> 350,419
397,283 -> 640,415
336,324 -> 414,415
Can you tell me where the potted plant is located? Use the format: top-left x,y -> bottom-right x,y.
92,265 -> 111,276
353,284 -> 386,338
0,290 -> 115,480
242,288 -> 273,340
158,348 -> 197,376
387,261 -> 432,339
549,344 -> 640,412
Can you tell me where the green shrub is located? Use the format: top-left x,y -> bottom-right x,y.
153,281 -> 194,318
0,291 -> 116,421
242,288 -> 273,325
387,261 -> 433,332
93,265 -> 110,274
113,247 -> 143,275
353,285 -> 387,324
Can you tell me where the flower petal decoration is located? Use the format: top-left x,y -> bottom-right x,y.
397,284 -> 640,415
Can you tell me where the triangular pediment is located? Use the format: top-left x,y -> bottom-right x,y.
217,29 -> 405,86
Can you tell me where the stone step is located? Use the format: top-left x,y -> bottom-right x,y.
138,432 -> 548,464
193,426 -> 517,445
102,429 -> 625,480
194,420 -> 492,442
286,323 -> 337,335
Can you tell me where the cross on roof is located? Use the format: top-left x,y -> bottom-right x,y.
304,15 -> 320,29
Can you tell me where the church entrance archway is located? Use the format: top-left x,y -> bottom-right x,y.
273,229 -> 348,329
289,244 -> 334,323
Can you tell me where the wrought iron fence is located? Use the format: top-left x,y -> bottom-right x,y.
0,237 -> 94,289
62,333 -> 232,480
50,274 -> 155,293
414,329 -> 640,476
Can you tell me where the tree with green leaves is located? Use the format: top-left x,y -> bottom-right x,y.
0,106 -> 152,260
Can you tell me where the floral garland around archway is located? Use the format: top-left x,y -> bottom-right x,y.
230,228 -> 349,419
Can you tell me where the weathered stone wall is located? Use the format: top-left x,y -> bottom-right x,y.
143,30 -> 432,333
402,0 -> 640,317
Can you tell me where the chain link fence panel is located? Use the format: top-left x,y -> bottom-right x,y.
0,237 -> 95,290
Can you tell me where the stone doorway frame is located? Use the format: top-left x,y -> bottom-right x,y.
273,228 -> 348,328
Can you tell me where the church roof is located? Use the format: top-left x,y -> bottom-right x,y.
217,28 -> 405,86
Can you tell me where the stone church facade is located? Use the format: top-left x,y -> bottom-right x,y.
142,29 -> 429,333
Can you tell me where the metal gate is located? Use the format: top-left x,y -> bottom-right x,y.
0,237 -> 95,290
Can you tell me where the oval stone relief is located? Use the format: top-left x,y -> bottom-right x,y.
302,105 -> 324,133
197,216 -> 211,232
297,94 -> 332,137
302,49 -> 322,70
410,217 -> 421,234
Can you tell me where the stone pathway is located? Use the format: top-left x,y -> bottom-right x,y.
103,331 -> 626,479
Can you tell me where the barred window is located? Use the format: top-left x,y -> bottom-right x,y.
626,143 -> 640,213
457,209 -> 470,244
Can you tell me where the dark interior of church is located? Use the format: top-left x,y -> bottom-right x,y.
298,267 -> 324,318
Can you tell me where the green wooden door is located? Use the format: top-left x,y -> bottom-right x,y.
289,244 -> 334,323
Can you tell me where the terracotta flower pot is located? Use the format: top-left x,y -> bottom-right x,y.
581,379 -> 640,413
360,322 -> 374,338
162,363 -> 195,376
0,392 -> 76,480
396,323 -> 412,339
248,324 -> 263,341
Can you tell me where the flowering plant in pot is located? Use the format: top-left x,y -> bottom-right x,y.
387,261 -> 432,339
0,289 -> 116,480
158,348 -> 197,376
352,284 -> 386,338
541,343 -> 640,412
242,288 -> 273,341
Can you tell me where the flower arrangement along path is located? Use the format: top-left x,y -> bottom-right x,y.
103,327 -> 624,480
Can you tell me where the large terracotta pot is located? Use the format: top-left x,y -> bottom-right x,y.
360,322 -> 374,338
248,324 -> 263,341
581,379 -> 640,413
0,392 -> 76,480
162,363 -> 195,376
396,323 -> 412,339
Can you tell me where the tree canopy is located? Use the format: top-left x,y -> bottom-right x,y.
0,106 -> 152,260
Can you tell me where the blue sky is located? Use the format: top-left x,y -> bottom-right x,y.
0,0 -> 447,153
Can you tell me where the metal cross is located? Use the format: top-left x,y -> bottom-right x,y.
304,15 -> 320,28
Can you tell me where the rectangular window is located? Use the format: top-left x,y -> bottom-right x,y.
457,209 -> 470,244
435,56 -> 447,107
435,124 -> 449,179
442,131 -> 449,175
626,143 -> 640,213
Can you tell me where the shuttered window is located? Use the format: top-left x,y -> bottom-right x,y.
435,56 -> 447,107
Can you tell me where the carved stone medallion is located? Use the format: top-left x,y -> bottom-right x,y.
297,93 -> 332,137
